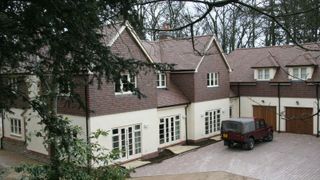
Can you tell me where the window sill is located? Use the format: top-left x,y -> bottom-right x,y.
10,133 -> 22,138
207,85 -> 219,88
256,79 -> 271,81
290,79 -> 307,81
115,92 -> 133,96
157,86 -> 167,89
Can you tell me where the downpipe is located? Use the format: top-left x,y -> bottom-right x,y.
0,109 -> 4,149
185,103 -> 190,144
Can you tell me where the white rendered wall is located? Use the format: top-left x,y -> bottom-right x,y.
64,115 -> 87,140
157,105 -> 187,148
25,110 -> 47,155
90,108 -> 158,161
188,98 -> 230,140
4,108 -> 26,142
230,97 -> 239,118
24,75 -> 48,154
239,96 -> 318,134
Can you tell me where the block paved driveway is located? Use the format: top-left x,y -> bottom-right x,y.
132,133 -> 320,180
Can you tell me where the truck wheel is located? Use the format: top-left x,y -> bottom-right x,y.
266,132 -> 273,142
228,142 -> 234,148
246,138 -> 255,150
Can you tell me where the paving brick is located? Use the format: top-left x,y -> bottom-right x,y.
132,133 -> 320,180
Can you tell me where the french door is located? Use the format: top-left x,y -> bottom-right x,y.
205,109 -> 221,134
112,124 -> 141,160
159,115 -> 181,144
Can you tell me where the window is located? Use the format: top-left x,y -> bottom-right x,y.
205,109 -> 221,134
207,72 -> 219,87
112,124 -> 141,159
291,67 -> 308,80
10,118 -> 22,135
229,107 -> 233,118
159,115 -> 181,144
58,82 -> 71,96
257,68 -> 270,80
7,77 -> 19,92
301,68 -> 307,79
115,74 -> 136,94
157,72 -> 166,88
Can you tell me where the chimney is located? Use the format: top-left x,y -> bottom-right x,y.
159,22 -> 172,40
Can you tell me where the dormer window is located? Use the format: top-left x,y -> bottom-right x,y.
289,67 -> 311,80
293,67 -> 307,80
257,68 -> 270,80
254,68 -> 276,81
157,72 -> 166,88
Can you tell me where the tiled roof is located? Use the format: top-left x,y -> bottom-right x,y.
251,51 -> 280,68
157,82 -> 189,108
142,36 -> 213,70
228,43 -> 320,82
286,53 -> 317,67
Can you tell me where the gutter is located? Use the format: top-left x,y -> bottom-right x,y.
84,81 -> 91,171
85,83 -> 90,144
157,103 -> 189,109
277,84 -> 281,133
170,70 -> 195,74
21,109 -> 28,144
238,83 -> 241,117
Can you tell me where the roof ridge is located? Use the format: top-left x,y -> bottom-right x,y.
232,42 -> 320,52
144,34 -> 214,43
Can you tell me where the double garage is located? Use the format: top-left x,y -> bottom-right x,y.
253,105 -> 314,135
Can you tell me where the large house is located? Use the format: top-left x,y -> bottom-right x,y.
228,43 -> 320,136
0,22 -> 231,162
2,22 -> 319,164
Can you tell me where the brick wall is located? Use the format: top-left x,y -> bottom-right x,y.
280,82 -> 316,98
194,41 -> 230,102
0,76 -> 30,109
170,73 -> 195,102
57,29 -> 159,117
233,82 -> 317,98
57,76 -> 87,116
88,29 -> 157,116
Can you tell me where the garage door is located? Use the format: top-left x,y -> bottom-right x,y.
286,107 -> 313,135
253,105 -> 277,130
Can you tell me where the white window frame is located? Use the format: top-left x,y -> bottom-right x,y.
205,109 -> 221,135
111,124 -> 142,160
58,83 -> 71,96
7,76 -> 19,92
291,67 -> 308,80
156,72 -> 166,88
10,118 -> 22,136
257,68 -> 270,81
115,73 -> 137,95
207,72 -> 219,87
159,115 -> 181,144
